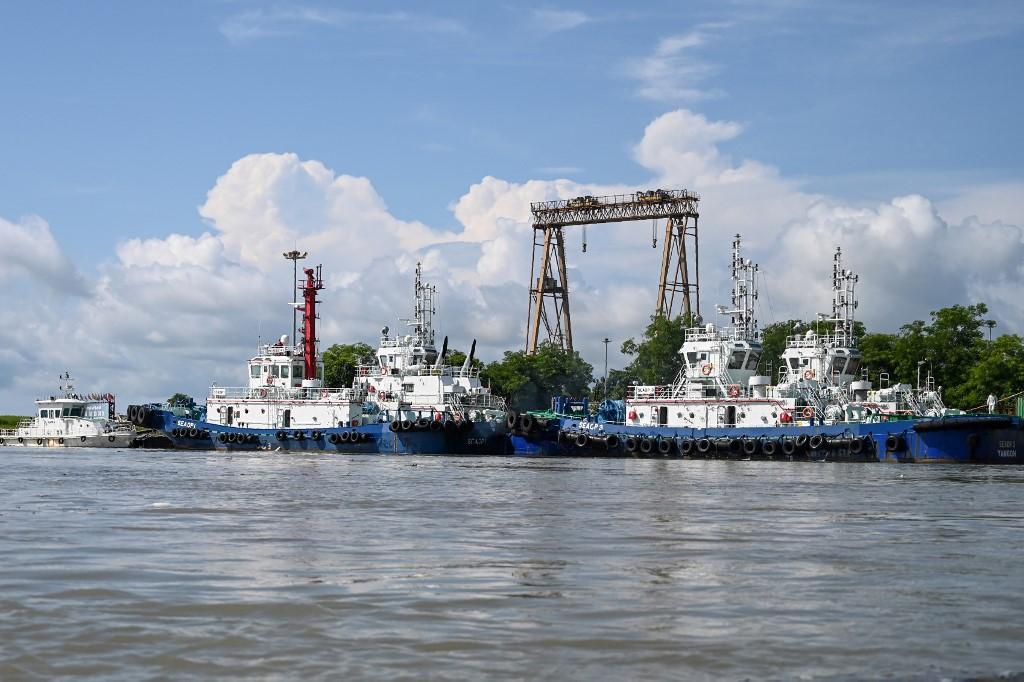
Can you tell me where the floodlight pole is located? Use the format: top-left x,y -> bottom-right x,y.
283,250 -> 308,348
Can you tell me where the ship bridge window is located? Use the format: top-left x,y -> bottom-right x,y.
250,365 -> 261,378
788,358 -> 800,370
294,364 -> 304,379
745,352 -> 761,371
71,407 -> 83,417
280,365 -> 290,379
728,351 -> 746,370
686,352 -> 698,368
39,410 -> 46,418
830,357 -> 847,375
847,358 -> 862,377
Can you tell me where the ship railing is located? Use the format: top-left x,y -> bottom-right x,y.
683,327 -> 721,342
209,386 -> 364,401
454,392 -> 507,410
785,332 -> 857,349
445,392 -> 508,416
258,343 -> 302,357
627,384 -> 678,400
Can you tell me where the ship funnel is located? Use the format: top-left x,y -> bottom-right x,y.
434,335 -> 448,369
462,339 -> 476,375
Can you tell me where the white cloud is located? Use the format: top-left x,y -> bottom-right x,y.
220,7 -> 464,44
0,109 -> 1022,411
623,31 -> 720,101
531,9 -> 590,32
0,215 -> 91,296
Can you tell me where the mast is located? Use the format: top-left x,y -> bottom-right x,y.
715,234 -> 759,340
829,247 -> 858,343
300,265 -> 324,381
410,262 -> 436,348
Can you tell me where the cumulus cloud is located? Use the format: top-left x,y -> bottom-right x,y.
0,215 -> 91,296
0,109 -> 1021,411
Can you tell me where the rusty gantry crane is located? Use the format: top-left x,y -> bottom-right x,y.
526,189 -> 701,353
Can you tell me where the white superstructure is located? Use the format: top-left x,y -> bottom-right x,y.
0,372 -> 136,447
201,264 -> 366,431
774,247 -> 954,421
352,263 -> 508,426
625,235 -> 791,428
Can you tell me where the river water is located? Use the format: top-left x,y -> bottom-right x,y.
1,449 -> 1022,680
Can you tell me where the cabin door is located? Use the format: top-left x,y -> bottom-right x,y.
726,405 -> 736,426
658,406 -> 668,425
283,409 -> 291,428
226,406 -> 234,425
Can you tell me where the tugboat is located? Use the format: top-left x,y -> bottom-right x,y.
0,372 -> 136,448
131,261 -> 510,455
509,237 -> 1024,464
351,263 -> 511,453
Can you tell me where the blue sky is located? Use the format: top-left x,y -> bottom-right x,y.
0,1 -> 1023,409
3,1 -> 1021,261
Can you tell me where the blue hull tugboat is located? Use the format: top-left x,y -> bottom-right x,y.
129,261 -> 511,455
509,237 -> 1024,464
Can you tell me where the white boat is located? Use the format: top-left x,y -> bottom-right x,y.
0,372 -> 136,448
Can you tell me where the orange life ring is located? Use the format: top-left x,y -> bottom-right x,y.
803,369 -> 815,380
259,388 -> 268,398
701,364 -> 713,376
628,410 -> 638,420
727,384 -> 741,398
266,376 -> 275,386
802,406 -> 813,418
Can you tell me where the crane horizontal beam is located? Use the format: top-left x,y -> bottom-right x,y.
530,189 -> 699,228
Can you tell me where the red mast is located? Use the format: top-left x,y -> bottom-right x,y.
300,265 -> 324,381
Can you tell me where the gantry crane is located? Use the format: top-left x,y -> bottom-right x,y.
526,189 -> 701,353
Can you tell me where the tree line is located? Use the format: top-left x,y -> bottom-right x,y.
316,302 -> 1024,413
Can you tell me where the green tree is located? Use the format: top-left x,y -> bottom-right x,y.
924,303 -> 988,405
482,343 -> 594,410
858,332 -> 898,385
447,348 -> 484,373
322,342 -> 374,388
958,334 -> 1024,410
619,315 -> 689,385
167,392 -> 193,406
759,320 -> 806,381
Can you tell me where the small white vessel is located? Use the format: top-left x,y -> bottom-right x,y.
0,372 -> 136,448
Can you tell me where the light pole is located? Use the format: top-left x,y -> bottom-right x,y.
917,360 -> 925,391
283,250 -> 308,347
603,337 -> 610,402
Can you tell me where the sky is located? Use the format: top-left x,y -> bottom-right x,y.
0,0 -> 1022,411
